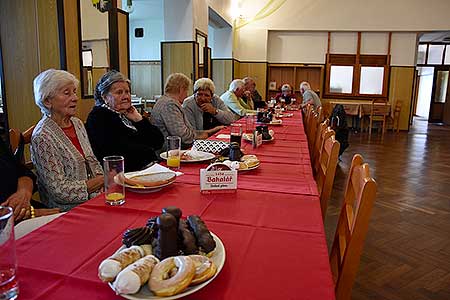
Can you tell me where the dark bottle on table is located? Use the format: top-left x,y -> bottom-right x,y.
230,134 -> 242,147
229,142 -> 242,161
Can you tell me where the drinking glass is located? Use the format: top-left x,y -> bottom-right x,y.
230,123 -> 243,147
103,156 -> 126,206
245,113 -> 256,133
166,136 -> 181,169
0,206 -> 18,300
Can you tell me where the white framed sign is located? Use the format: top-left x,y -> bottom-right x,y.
200,163 -> 238,192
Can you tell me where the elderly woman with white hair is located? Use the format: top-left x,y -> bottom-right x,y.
220,79 -> 256,117
182,78 -> 237,130
275,83 -> 296,105
31,69 -> 103,211
85,70 -> 164,172
300,81 -> 321,109
151,73 -> 223,150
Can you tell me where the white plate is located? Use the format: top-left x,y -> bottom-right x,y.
242,133 -> 274,143
118,172 -> 176,193
269,120 -> 283,125
239,162 -> 260,172
160,150 -> 216,163
109,232 -> 226,300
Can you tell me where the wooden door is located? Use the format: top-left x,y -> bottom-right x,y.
428,67 -> 450,123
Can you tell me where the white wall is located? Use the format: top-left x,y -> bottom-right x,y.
210,27 -> 233,59
238,0 -> 450,31
234,27 -> 267,61
268,31 -> 328,63
129,19 -> 164,60
82,40 -> 109,67
80,0 -> 108,40
163,0 -> 193,41
208,0 -> 233,25
266,31 -> 418,66
193,0 -> 208,37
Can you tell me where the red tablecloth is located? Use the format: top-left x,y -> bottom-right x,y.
15,111 -> 335,300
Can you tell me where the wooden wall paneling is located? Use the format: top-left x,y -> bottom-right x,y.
212,59 -> 232,96
117,10 -> 129,78
388,66 -> 415,130
130,61 -> 161,99
64,0 -> 94,121
161,42 -> 195,95
37,0 -> 60,71
0,0 -> 45,131
239,62 -> 267,100
233,59 -> 240,79
295,66 -> 323,95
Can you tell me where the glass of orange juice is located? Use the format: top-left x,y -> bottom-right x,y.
166,136 -> 181,169
103,156 -> 125,206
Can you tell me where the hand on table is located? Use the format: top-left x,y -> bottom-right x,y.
87,175 -> 104,194
1,190 -> 32,221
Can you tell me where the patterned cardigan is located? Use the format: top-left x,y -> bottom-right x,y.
31,116 -> 103,211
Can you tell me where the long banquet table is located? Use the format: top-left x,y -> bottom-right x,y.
15,111 -> 335,300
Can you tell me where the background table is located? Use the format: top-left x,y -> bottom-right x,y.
15,111 -> 335,300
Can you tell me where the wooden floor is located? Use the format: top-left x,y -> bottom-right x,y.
324,118 -> 450,300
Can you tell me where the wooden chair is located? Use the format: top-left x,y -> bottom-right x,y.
329,154 -> 377,300
9,125 -> 35,167
311,119 -> 329,170
388,101 -> 402,133
307,111 -> 320,154
315,135 -> 340,219
368,99 -> 388,139
302,103 -> 313,129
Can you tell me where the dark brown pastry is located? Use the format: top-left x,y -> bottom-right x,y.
187,215 -> 216,253
162,206 -> 182,224
122,227 -> 154,248
153,213 -> 178,259
178,219 -> 198,255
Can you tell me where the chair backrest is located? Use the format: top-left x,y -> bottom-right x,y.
307,111 -> 320,153
370,99 -> 389,118
316,134 -> 340,219
330,154 -> 377,300
9,125 -> 35,165
311,119 -> 329,170
303,103 -> 313,129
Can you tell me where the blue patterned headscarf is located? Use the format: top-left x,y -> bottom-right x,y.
94,70 -> 131,106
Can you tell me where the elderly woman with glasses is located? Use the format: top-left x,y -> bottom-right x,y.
182,78 -> 237,131
31,69 -> 104,211
85,70 -> 164,172
275,83 -> 296,105
151,73 -> 223,150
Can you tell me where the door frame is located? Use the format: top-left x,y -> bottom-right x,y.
428,66 -> 450,123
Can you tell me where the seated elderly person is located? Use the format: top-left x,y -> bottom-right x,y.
220,79 -> 256,118
151,73 -> 223,150
0,136 -> 60,222
182,78 -> 238,130
85,70 -> 164,172
31,69 -> 104,212
242,77 -> 266,109
300,81 -> 321,109
275,83 -> 296,105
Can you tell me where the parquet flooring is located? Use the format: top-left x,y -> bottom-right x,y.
324,119 -> 450,300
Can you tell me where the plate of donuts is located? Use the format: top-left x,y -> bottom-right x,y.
107,233 -> 225,300
99,208 -> 226,299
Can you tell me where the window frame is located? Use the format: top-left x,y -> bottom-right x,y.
417,42 -> 450,67
325,54 -> 389,98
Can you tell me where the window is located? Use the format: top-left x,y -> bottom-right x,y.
445,46 -> 450,65
359,67 -> 384,95
417,44 -> 427,65
329,66 -> 353,93
427,45 -> 445,64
